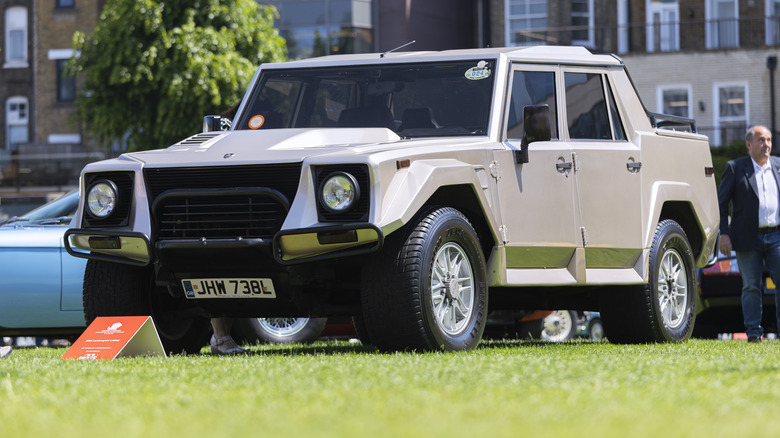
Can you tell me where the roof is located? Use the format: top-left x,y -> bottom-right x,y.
262,46 -> 623,69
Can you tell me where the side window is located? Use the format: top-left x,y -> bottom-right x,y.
507,70 -> 558,140
564,72 -> 611,140
606,80 -> 627,141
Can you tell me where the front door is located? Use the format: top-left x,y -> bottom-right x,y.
499,66 -> 579,273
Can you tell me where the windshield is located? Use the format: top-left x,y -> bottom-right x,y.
235,60 -> 496,138
0,190 -> 78,225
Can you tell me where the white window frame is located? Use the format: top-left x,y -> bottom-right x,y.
505,0 -> 548,46
713,81 -> 749,146
705,0 -> 739,49
4,7 -> 28,68
645,0 -> 680,53
617,0 -> 629,53
766,0 -> 780,46
571,0 -> 594,48
6,96 -> 28,150
656,84 -> 692,118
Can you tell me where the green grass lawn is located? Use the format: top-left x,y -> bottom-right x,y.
1,338 -> 778,438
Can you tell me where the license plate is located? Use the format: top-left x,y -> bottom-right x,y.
182,278 -> 276,299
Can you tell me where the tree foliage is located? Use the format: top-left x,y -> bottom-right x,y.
71,0 -> 287,151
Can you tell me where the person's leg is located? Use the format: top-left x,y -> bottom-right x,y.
736,249 -> 765,339
762,231 -> 780,335
210,317 -> 246,354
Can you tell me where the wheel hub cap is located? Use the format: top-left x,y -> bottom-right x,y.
656,248 -> 687,330
431,242 -> 475,336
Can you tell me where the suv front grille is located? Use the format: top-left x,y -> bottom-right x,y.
144,164 -> 301,240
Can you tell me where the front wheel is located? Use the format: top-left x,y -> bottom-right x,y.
361,206 -> 488,352
600,219 -> 696,343
83,260 -> 211,354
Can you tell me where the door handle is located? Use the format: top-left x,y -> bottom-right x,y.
556,162 -> 573,172
626,162 -> 642,173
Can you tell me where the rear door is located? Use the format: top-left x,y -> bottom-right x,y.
562,68 -> 643,272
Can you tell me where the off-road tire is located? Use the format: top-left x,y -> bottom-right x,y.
83,259 -> 210,354
360,206 -> 488,352
600,219 -> 696,343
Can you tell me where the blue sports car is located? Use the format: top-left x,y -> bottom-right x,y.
0,191 -> 86,337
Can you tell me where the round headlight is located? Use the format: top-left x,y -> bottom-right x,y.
86,180 -> 118,219
319,172 -> 359,213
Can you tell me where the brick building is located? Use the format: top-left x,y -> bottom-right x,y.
0,0 -> 103,190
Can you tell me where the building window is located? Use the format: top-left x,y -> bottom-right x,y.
714,82 -> 748,146
4,7 -> 28,68
275,0 -> 374,60
571,0 -> 593,47
617,0 -> 629,53
646,0 -> 679,52
707,0 -> 738,49
767,0 -> 780,46
6,97 -> 28,151
505,0 -> 548,46
56,0 -> 75,8
57,60 -> 76,102
657,85 -> 691,118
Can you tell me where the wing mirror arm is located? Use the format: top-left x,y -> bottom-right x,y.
203,115 -> 222,133
515,104 -> 552,164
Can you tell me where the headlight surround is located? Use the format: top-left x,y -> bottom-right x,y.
319,172 -> 360,213
86,180 -> 118,219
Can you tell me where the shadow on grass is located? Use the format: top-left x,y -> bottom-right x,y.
206,337 -> 609,357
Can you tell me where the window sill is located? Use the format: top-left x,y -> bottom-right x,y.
3,62 -> 30,69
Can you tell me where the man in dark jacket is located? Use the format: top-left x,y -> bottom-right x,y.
718,125 -> 780,342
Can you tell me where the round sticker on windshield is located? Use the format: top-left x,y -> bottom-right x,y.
248,115 -> 265,129
465,61 -> 491,81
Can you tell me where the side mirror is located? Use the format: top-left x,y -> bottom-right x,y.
516,104 -> 552,164
203,115 -> 222,133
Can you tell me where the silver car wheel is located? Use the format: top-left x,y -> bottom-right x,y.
257,317 -> 311,338
431,242 -> 475,336
541,310 -> 576,342
656,248 -> 688,330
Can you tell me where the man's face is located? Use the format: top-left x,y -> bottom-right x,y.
747,127 -> 773,164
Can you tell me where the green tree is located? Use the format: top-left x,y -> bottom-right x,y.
71,0 -> 287,151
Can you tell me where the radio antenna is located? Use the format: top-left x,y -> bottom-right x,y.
380,40 -> 416,58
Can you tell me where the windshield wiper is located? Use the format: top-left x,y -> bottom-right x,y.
36,216 -> 73,225
0,216 -> 28,225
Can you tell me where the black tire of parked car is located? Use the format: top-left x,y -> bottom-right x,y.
599,219 -> 696,343
235,317 -> 327,344
351,314 -> 372,346
83,259 -> 211,354
360,206 -> 488,352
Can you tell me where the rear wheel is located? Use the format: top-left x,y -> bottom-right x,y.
83,260 -> 211,354
600,219 -> 696,343
361,206 -> 488,352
